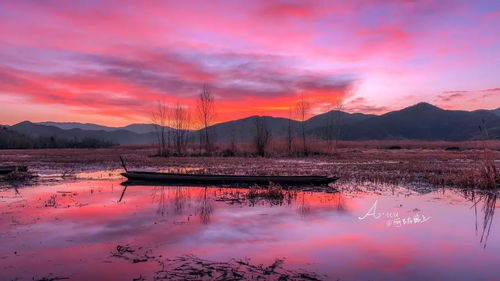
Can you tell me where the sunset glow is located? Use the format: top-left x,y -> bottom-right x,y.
0,0 -> 498,126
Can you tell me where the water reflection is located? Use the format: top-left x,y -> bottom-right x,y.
151,187 -> 167,216
297,192 -> 311,216
461,189 -> 497,248
117,185 -> 127,203
197,187 -> 213,224
480,193 -> 497,248
335,192 -> 347,212
172,186 -> 188,215
0,180 -> 499,281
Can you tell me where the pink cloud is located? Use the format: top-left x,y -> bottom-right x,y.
0,0 -> 498,125
434,88 -> 500,110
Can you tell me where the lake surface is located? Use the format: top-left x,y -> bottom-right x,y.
0,174 -> 499,281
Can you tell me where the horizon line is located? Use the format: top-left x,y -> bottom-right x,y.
3,102 -> 499,128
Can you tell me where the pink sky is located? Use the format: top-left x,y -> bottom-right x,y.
0,0 -> 499,126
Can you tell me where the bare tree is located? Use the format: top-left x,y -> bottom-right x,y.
151,100 -> 170,157
333,102 -> 344,153
230,124 -> 237,155
254,117 -> 271,157
296,95 -> 310,155
326,102 -> 344,154
196,84 -> 216,154
172,101 -> 190,155
286,107 -> 294,155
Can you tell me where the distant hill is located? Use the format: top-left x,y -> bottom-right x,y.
0,126 -> 33,148
337,103 -> 500,140
0,126 -> 113,149
38,121 -> 170,134
11,121 -> 157,145
212,103 -> 499,141
121,123 -> 167,134
7,103 -> 500,145
306,111 -> 375,130
39,121 -> 117,131
209,111 -> 376,142
491,108 -> 500,117
206,116 -> 298,143
306,111 -> 375,140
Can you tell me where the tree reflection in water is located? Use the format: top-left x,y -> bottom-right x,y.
151,186 -> 167,216
172,186 -> 188,215
297,192 -> 311,216
198,187 -> 213,224
149,186 -> 190,217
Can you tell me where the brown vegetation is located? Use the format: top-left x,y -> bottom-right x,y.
247,182 -> 297,205
254,117 -> 271,157
1,140 -> 498,189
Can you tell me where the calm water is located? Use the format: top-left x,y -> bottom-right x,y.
0,175 -> 499,281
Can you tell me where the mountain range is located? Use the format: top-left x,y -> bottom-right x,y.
4,103 -> 500,145
491,108 -> 500,117
38,122 -> 169,134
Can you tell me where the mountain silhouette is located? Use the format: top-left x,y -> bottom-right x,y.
7,103 -> 500,145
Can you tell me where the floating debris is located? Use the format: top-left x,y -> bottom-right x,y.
155,255 -> 324,281
35,274 -> 69,281
112,245 -> 156,263
110,244 -> 324,281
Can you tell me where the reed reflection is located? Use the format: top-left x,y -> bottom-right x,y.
462,190 -> 497,249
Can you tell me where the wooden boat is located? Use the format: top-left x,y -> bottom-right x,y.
0,165 -> 28,175
121,171 -> 338,186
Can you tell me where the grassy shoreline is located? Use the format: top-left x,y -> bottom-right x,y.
1,142 -> 498,189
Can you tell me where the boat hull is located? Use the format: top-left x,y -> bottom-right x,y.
0,166 -> 28,175
121,171 -> 338,185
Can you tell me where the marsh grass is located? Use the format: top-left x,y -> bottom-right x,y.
455,140 -> 500,189
474,124 -> 500,188
247,183 -> 297,205
1,140 -> 498,189
480,143 -> 499,188
1,170 -> 37,182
